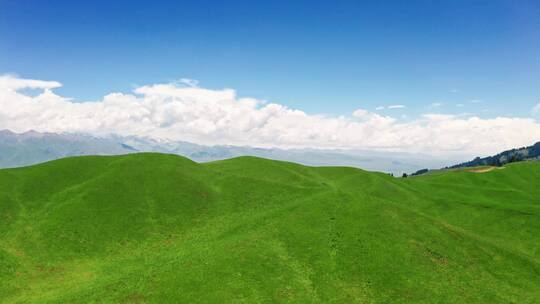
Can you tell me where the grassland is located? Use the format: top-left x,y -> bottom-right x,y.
0,153 -> 539,303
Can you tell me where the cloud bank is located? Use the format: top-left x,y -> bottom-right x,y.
1,75 -> 539,157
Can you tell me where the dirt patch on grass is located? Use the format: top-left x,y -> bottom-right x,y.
467,166 -> 505,173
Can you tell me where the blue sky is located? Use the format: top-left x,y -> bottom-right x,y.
1,0 -> 539,119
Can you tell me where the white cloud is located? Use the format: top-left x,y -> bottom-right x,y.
387,105 -> 405,109
352,109 -> 395,126
375,106 -> 385,110
469,99 -> 483,104
1,75 -> 540,157
0,75 -> 61,90
429,102 -> 444,108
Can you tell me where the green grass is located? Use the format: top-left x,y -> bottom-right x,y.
0,153 -> 539,303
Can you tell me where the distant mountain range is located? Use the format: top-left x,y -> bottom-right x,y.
0,129 -> 456,176
0,130 -> 135,168
449,141 -> 540,169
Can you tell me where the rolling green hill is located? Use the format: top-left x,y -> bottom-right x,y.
1,153 -> 539,303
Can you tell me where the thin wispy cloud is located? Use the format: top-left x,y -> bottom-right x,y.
177,78 -> 200,87
429,102 -> 444,108
469,99 -> 483,104
532,102 -> 540,114
387,105 -> 405,109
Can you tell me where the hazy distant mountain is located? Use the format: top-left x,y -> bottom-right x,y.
0,130 -> 136,168
0,129 -> 457,175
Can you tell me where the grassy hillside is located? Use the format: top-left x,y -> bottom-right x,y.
0,153 -> 539,303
